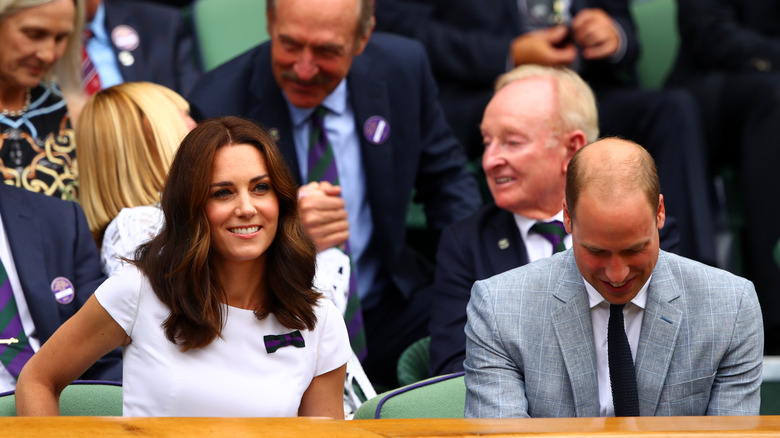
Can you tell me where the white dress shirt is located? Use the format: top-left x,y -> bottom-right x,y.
585,276 -> 650,417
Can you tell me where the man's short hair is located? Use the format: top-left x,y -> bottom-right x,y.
266,0 -> 374,40
495,65 -> 599,143
565,138 -> 660,221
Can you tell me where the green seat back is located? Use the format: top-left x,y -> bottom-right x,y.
354,372 -> 465,419
397,336 -> 431,387
630,0 -> 679,90
0,381 -> 122,416
193,0 -> 269,72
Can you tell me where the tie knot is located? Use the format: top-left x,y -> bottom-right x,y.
83,29 -> 94,42
313,105 -> 328,120
530,220 -> 567,254
610,303 -> 626,315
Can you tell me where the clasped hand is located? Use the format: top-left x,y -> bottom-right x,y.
298,181 -> 350,252
511,8 -> 620,67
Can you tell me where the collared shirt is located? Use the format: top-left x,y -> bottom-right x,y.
0,214 -> 40,393
585,276 -> 650,417
87,2 -> 124,89
513,210 -> 572,262
285,80 -> 380,308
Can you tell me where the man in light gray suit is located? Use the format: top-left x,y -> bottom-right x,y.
465,137 -> 763,418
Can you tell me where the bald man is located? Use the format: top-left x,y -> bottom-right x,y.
465,138 -> 763,418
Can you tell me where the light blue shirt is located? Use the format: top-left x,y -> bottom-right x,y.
285,80 -> 381,309
87,3 -> 124,89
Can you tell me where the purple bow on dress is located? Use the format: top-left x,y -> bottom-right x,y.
264,330 -> 305,353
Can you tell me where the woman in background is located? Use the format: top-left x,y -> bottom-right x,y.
16,116 -> 350,417
75,81 -> 193,276
0,0 -> 84,199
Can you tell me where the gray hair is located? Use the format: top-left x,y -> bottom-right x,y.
495,65 -> 599,143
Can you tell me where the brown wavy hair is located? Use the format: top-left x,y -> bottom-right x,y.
133,116 -> 319,350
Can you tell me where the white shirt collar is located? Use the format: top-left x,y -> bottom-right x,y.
585,274 -> 651,311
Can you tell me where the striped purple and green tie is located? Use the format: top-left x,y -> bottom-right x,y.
531,220 -> 568,255
0,260 -> 34,379
308,106 -> 367,361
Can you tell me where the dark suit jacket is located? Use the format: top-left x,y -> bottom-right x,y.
375,0 -> 640,150
103,0 -> 201,96
187,32 -> 482,303
430,203 -> 680,376
0,184 -> 120,382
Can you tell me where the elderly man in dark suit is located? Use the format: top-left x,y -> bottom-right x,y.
187,0 -> 481,388
430,65 -> 679,376
0,184 -> 118,393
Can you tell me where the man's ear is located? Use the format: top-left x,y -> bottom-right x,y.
656,194 -> 666,230
563,199 -> 573,234
562,130 -> 587,173
353,17 -> 375,55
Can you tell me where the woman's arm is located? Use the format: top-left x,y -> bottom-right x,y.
15,295 -> 129,415
298,364 -> 347,419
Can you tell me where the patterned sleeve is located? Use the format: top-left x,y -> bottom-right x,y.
101,206 -> 164,276
314,298 -> 351,376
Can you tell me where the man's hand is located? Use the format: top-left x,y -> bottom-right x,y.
510,25 -> 577,67
571,8 -> 620,60
298,181 -> 350,252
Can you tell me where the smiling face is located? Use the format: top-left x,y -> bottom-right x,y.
205,144 -> 280,272
481,78 -> 573,219
564,188 -> 665,305
267,0 -> 370,108
0,0 -> 75,91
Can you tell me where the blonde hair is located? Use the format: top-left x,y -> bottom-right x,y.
0,0 -> 85,92
76,82 -> 191,243
495,65 -> 599,143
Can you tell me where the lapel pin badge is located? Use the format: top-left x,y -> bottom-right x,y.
363,116 -> 390,145
51,276 -> 75,304
111,25 -> 140,52
498,238 -> 510,250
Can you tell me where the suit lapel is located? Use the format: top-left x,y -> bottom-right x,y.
635,252 -> 682,416
0,187 -> 54,335
104,0 -> 144,83
346,52 -> 394,252
551,252 -> 601,417
485,208 -> 529,274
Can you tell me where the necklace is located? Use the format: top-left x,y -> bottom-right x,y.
0,88 -> 32,117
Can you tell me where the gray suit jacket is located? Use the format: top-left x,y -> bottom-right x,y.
465,250 -> 763,418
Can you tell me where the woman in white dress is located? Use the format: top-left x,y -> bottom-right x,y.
15,117 -> 350,417
74,81 -> 194,276
75,82 -> 375,416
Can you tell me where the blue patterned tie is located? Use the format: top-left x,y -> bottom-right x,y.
530,220 -> 567,255
608,304 -> 640,416
0,260 -> 34,379
308,106 -> 367,361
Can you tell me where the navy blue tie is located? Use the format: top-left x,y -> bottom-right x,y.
608,304 -> 640,416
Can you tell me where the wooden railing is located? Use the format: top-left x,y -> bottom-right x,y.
1,415 -> 779,437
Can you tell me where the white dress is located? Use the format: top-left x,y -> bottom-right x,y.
94,267 -> 351,417
100,206 -> 163,277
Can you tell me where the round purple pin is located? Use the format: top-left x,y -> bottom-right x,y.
363,116 -> 390,145
51,277 -> 75,304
